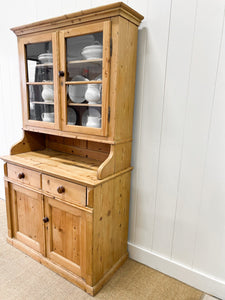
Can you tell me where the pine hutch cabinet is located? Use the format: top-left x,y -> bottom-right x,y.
1,2 -> 143,295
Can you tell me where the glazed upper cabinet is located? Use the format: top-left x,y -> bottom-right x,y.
19,21 -> 111,136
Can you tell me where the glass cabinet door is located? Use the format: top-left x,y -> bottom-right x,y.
19,32 -> 59,129
60,21 -> 111,136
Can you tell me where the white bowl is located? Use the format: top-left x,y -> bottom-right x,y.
67,35 -> 95,59
38,53 -> 53,64
81,45 -> 103,60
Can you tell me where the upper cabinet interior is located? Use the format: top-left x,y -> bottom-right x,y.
13,2 -> 144,142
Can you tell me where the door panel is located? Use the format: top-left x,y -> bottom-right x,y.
10,184 -> 45,254
45,197 -> 86,277
51,206 -> 81,266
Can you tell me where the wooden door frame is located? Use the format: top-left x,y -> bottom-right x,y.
59,21 -> 111,136
18,32 -> 60,130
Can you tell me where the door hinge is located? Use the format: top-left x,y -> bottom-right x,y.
110,38 -> 112,56
108,107 -> 111,122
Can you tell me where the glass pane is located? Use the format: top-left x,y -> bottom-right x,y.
66,32 -> 103,81
28,84 -> 54,122
67,83 -> 102,104
26,41 -> 55,123
67,106 -> 101,128
67,61 -> 102,82
26,41 -> 53,82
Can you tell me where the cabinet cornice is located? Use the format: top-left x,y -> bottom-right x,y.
11,2 -> 144,36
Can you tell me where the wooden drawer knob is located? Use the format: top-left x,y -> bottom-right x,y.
57,186 -> 65,194
18,172 -> 25,179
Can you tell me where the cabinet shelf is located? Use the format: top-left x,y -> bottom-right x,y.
67,103 -> 102,107
67,58 -> 102,65
66,80 -> 102,85
31,101 -> 54,105
35,63 -> 53,67
26,81 -> 53,85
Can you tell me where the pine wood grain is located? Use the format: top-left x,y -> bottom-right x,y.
46,135 -> 110,162
7,163 -> 41,189
92,172 -> 131,285
42,174 -> 86,207
4,181 -> 12,238
10,183 -> 45,255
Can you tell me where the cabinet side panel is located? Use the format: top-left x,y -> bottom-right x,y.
92,171 -> 131,284
93,184 -> 104,284
5,181 -> 13,238
112,17 -> 139,141
108,17 -> 119,140
113,172 -> 131,262
82,211 -> 93,285
10,131 -> 45,155
114,142 -> 132,173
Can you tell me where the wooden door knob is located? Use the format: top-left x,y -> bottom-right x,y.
43,217 -> 49,223
18,172 -> 25,179
57,186 -> 65,194
58,71 -> 64,77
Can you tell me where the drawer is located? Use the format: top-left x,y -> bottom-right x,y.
7,164 -> 41,189
42,175 -> 86,207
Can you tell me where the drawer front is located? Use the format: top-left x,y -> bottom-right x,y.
42,175 -> 86,207
7,164 -> 41,189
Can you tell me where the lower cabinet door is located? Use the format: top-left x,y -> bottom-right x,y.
10,183 -> 45,255
45,196 -> 88,278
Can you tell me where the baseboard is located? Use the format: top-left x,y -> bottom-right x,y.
128,242 -> 225,299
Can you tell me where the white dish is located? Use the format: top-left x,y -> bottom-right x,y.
68,75 -> 88,103
38,53 -> 53,64
67,107 -> 77,125
81,45 -> 103,60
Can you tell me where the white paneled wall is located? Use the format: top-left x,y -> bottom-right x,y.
1,0 -> 225,298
